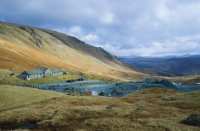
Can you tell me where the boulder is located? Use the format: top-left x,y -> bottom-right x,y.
182,114 -> 200,127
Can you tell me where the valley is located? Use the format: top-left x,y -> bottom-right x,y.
0,22 -> 199,131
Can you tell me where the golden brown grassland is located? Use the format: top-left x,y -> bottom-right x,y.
0,85 -> 199,131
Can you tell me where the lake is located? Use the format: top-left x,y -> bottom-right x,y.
26,79 -> 200,97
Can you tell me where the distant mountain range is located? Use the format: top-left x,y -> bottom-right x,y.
0,22 -> 143,80
119,55 -> 200,76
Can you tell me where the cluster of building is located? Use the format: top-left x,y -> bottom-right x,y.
19,67 -> 65,80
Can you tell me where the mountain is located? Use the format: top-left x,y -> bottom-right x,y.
119,55 -> 200,76
0,22 -> 143,80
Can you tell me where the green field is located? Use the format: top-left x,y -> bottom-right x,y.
0,85 -> 200,131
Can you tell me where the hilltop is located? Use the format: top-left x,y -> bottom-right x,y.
0,22 -> 143,81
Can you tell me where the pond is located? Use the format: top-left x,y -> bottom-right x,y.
24,79 -> 200,97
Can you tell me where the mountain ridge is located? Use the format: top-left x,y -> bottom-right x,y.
119,55 -> 200,76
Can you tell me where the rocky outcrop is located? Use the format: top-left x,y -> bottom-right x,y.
182,114 -> 200,127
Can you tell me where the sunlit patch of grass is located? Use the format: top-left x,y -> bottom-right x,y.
0,85 -> 64,111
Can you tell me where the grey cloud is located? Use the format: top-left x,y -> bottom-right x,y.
0,0 -> 200,56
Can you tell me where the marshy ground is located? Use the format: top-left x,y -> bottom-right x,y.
0,85 -> 200,131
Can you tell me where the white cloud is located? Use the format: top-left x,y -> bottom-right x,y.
55,26 -> 101,45
110,35 -> 200,57
81,33 -> 99,43
155,0 -> 171,23
1,0 -> 200,57
68,26 -> 82,37
100,12 -> 115,25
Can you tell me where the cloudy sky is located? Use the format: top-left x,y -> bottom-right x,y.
0,0 -> 200,57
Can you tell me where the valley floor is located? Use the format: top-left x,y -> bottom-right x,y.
0,85 -> 200,131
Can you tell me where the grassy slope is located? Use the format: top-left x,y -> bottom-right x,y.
0,85 -> 199,131
0,85 -> 64,112
0,22 -> 143,81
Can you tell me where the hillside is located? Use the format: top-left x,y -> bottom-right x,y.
0,85 -> 64,112
0,85 -> 200,130
0,22 -> 143,81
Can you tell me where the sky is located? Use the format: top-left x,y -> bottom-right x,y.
0,0 -> 200,57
